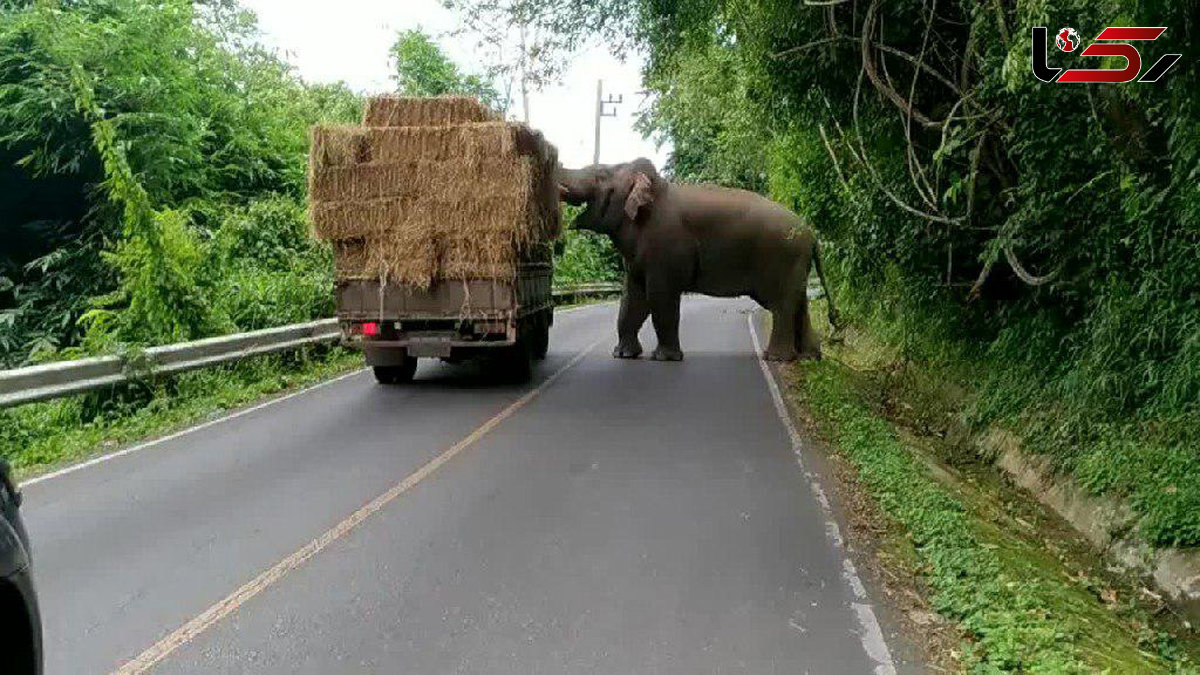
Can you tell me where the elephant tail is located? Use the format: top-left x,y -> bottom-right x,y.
812,240 -> 841,331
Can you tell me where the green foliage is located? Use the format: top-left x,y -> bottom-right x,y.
554,206 -> 623,284
70,67 -> 223,349
205,196 -> 335,330
555,228 -> 623,285
636,22 -> 767,189
0,0 -> 361,365
390,28 -> 501,110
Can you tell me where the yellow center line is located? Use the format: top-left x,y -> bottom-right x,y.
113,335 -> 605,675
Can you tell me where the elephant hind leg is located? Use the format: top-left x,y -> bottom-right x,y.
763,305 -> 798,361
763,280 -> 802,362
794,294 -> 821,360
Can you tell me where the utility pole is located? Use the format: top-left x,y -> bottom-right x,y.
518,21 -> 530,124
593,79 -> 623,166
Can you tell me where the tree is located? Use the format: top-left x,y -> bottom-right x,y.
389,29 -> 501,111
438,0 -> 593,122
0,0 -> 361,363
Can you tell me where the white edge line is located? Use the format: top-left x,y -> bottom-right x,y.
19,368 -> 367,488
20,301 -> 617,489
747,313 -> 897,675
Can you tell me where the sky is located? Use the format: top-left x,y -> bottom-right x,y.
240,0 -> 670,169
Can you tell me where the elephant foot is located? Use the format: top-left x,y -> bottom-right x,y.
612,341 -> 643,359
762,348 -> 798,362
650,346 -> 684,362
798,348 -> 823,362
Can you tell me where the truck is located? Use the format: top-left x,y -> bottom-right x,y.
337,253 -> 554,384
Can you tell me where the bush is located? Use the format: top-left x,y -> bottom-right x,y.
0,0 -> 360,364
555,229 -> 623,286
206,197 -> 335,330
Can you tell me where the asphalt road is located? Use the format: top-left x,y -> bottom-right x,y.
23,297 -> 906,674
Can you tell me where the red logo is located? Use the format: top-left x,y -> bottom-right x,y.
1032,26 -> 1181,83
1056,27 -> 1080,52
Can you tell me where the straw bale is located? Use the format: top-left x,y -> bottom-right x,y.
368,228 -> 440,288
309,97 -> 562,287
309,126 -> 370,169
311,123 -> 547,167
362,96 -> 498,127
317,189 -> 551,283
333,239 -> 370,279
330,235 -> 440,288
309,157 -> 532,203
310,199 -> 391,241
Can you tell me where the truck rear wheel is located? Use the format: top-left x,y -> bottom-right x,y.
497,340 -> 533,383
532,315 -> 550,360
373,357 -> 417,385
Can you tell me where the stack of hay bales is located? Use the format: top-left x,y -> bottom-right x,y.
309,95 -> 560,288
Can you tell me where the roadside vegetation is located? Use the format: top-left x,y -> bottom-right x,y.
0,0 -> 358,469
786,319 -> 1199,672
554,206 -> 624,285
0,0 -> 360,367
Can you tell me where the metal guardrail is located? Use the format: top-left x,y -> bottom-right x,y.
0,284 -> 622,410
0,319 -> 342,410
551,282 -> 621,299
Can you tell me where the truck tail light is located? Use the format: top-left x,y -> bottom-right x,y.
361,321 -> 380,337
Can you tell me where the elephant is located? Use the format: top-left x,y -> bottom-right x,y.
558,158 -> 838,362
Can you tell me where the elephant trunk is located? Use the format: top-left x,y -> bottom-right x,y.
557,166 -> 593,206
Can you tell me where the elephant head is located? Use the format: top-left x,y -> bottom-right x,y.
558,159 -> 662,235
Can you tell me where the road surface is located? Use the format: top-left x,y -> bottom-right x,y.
23,297 -> 908,674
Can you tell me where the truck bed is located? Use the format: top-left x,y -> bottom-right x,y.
337,263 -> 553,364
335,263 -> 553,322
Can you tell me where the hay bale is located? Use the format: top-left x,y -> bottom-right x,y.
309,157 -> 533,203
310,199 -> 397,241
369,227 -> 440,288
308,98 -> 560,288
311,123 -> 545,167
362,96 -> 498,127
333,239 -> 370,279
331,233 -> 439,287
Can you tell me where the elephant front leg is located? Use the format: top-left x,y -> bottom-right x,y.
647,283 -> 684,361
614,277 -> 649,359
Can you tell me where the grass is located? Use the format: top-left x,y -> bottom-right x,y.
835,278 -> 1200,550
0,345 -> 361,481
784,311 -> 1200,673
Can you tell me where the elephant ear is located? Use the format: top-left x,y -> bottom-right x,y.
624,172 -> 654,222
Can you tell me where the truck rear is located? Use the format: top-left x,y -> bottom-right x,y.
338,259 -> 553,384
308,95 -> 562,384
